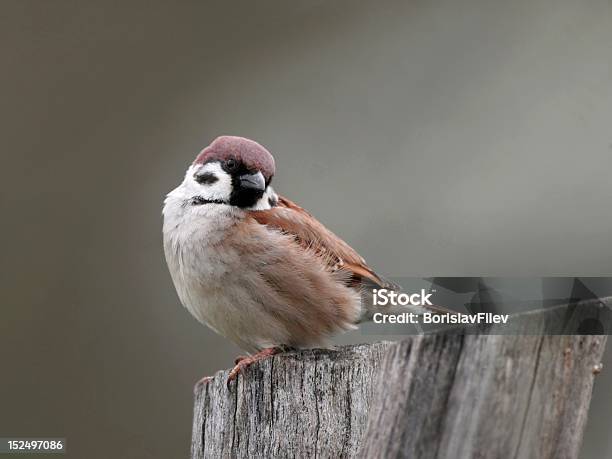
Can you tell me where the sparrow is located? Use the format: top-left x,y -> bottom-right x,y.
162,136 -> 442,386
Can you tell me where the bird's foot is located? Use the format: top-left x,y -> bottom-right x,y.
227,347 -> 283,387
193,375 -> 214,394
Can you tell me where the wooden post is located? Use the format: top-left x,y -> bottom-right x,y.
191,304 -> 607,458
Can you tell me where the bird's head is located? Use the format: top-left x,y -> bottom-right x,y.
169,136 -> 277,210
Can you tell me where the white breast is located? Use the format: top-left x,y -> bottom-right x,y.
163,181 -> 290,351
163,190 -> 236,322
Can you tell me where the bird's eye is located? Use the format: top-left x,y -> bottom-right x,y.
225,158 -> 238,171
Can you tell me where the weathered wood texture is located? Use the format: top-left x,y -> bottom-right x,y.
359,334 -> 605,459
192,343 -> 392,458
192,305 -> 608,459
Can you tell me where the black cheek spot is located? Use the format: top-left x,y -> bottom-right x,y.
195,172 -> 219,185
268,196 -> 278,207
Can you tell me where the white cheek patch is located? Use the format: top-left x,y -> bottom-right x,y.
164,162 -> 234,207
193,162 -> 233,201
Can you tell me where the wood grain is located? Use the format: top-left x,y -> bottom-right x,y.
192,303 -> 608,458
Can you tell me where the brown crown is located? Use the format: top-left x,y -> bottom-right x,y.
194,136 -> 276,181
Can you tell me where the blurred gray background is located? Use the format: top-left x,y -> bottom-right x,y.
1,0 -> 611,457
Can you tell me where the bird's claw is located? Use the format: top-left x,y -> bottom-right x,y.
226,362 -> 246,388
234,355 -> 249,365
226,347 -> 283,388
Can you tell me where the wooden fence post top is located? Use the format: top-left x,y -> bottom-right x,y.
192,303 -> 608,459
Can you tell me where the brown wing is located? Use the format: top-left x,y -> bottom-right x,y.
247,195 -> 397,290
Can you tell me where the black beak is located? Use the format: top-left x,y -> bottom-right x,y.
239,171 -> 265,192
231,171 -> 266,208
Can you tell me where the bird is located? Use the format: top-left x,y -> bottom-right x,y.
162,135 -> 446,386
